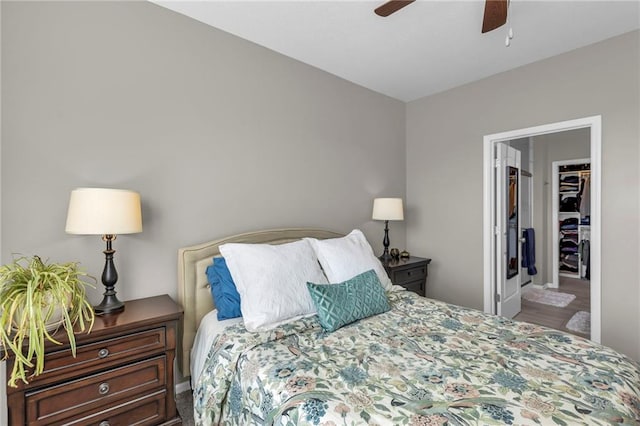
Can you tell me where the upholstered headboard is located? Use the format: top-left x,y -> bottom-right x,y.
177,228 -> 343,378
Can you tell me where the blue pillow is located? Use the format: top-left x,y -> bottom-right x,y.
206,257 -> 242,320
306,269 -> 390,332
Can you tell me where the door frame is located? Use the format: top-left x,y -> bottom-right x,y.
483,115 -> 601,343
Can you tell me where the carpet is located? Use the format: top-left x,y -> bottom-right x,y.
566,311 -> 591,335
522,288 -> 576,307
176,390 -> 194,426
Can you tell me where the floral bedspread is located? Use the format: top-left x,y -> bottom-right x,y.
193,291 -> 640,425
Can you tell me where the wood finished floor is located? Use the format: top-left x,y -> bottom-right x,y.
514,276 -> 590,338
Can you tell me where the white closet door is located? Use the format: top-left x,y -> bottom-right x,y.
495,144 -> 522,318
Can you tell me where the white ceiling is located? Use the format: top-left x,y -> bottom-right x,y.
153,1 -> 640,102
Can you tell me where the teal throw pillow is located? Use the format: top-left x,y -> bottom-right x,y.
306,269 -> 390,332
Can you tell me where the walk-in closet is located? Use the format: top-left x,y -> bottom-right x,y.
553,160 -> 591,283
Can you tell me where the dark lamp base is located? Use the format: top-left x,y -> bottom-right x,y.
379,220 -> 392,263
94,296 -> 125,314
96,235 -> 125,315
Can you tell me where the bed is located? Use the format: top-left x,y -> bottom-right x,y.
178,228 -> 640,426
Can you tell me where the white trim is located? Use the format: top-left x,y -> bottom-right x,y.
521,282 -> 546,294
176,379 -> 191,395
483,116 -> 601,343
483,136 -> 495,314
590,117 -> 602,344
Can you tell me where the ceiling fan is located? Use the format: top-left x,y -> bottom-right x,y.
374,0 -> 509,34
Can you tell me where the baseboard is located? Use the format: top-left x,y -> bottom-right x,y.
175,379 -> 191,395
522,282 -> 547,293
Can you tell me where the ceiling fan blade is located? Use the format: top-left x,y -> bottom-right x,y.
482,0 -> 508,33
374,0 -> 415,17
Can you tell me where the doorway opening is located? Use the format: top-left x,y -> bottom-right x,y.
482,116 -> 601,343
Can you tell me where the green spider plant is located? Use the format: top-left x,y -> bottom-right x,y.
0,255 -> 95,387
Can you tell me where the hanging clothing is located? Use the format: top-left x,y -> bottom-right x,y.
580,175 -> 591,217
579,239 -> 590,265
579,239 -> 591,280
521,228 -> 537,276
585,254 -> 591,279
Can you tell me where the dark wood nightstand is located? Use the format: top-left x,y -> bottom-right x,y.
5,294 -> 183,426
382,256 -> 431,296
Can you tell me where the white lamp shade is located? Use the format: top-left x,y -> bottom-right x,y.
372,198 -> 404,221
65,188 -> 143,235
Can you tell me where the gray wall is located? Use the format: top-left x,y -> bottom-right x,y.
0,2 -> 4,420
1,1 -> 406,305
531,128 -> 590,285
406,30 -> 640,360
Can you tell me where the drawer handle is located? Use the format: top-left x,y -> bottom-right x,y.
98,348 -> 109,359
98,382 -> 110,395
407,271 -> 412,276
99,422 -> 110,426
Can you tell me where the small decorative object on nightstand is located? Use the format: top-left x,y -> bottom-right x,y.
382,256 -> 431,297
5,295 -> 183,425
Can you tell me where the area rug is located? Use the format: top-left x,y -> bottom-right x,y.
522,288 -> 576,307
566,311 -> 591,335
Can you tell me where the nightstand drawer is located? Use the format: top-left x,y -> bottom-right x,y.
53,390 -> 167,426
382,257 -> 431,297
401,280 -> 425,295
26,356 -> 166,425
37,328 -> 166,384
392,265 -> 427,285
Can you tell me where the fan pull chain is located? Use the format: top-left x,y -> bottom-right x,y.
505,0 -> 514,47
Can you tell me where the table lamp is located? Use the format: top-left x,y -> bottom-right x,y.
372,197 -> 404,261
66,188 -> 142,314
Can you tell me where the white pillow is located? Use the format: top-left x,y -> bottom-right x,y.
307,229 -> 393,291
219,239 -> 328,332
